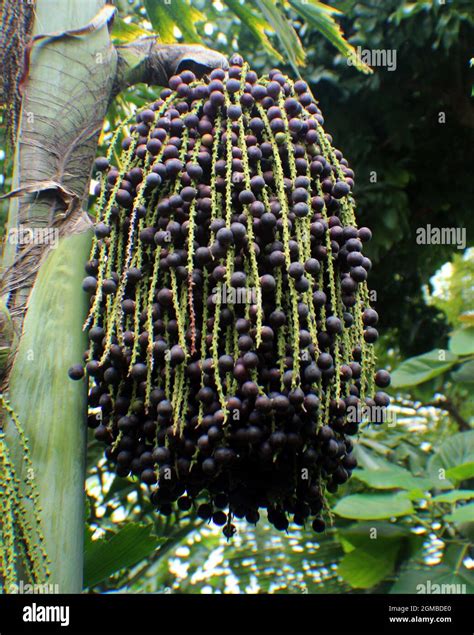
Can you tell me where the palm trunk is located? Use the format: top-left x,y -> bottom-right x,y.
6,231 -> 92,593
1,0 -> 116,593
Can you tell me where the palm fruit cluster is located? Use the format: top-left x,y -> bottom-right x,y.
73,55 -> 391,537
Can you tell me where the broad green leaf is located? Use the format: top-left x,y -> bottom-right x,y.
145,0 -> 205,43
358,437 -> 393,457
390,349 -> 458,388
84,523 -> 165,588
338,539 -> 400,589
352,465 -> 433,492
111,16 -> 149,43
223,0 -> 283,62
445,503 -> 474,525
390,544 -> 474,594
432,490 -> 474,504
449,327 -> 474,355
334,493 -> 414,520
340,522 -> 423,570
427,431 -> 474,490
451,360 -> 474,384
446,462 -> 474,482
286,0 -> 372,74
459,521 -> 474,542
405,489 -> 430,501
256,0 -> 305,71
340,521 -> 410,547
354,444 -> 393,470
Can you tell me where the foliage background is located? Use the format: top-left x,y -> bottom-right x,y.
2,0 -> 474,594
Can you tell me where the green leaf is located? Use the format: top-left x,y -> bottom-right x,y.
84,523 -> 165,588
223,0 -> 283,62
334,493 -> 414,520
385,167 -> 411,188
102,475 -> 136,503
451,360 -> 474,384
256,0 -> 305,71
432,490 -> 474,504
446,462 -> 474,482
168,0 -> 206,43
391,544 -> 473,594
449,327 -> 474,355
445,503 -> 474,525
144,0 -> 205,43
390,349 -> 458,388
389,1 -> 431,26
352,465 -> 433,492
338,539 -> 400,589
459,521 -> 474,542
161,518 -> 349,594
340,521 -> 410,546
286,0 -> 372,74
144,0 -> 176,43
111,16 -> 149,43
354,444 -> 393,470
404,489 -> 428,501
428,431 -> 474,490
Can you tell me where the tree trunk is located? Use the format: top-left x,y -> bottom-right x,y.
1,0 -> 116,593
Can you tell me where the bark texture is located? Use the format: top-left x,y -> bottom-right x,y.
114,38 -> 228,95
1,0 -> 115,593
1,0 -> 117,326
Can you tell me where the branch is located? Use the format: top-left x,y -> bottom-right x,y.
113,38 -> 229,96
418,397 -> 471,432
